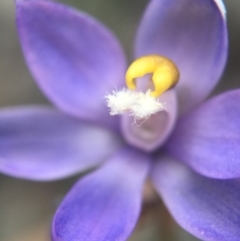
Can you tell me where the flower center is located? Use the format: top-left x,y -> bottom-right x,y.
106,55 -> 179,120
105,54 -> 179,152
126,55 -> 179,97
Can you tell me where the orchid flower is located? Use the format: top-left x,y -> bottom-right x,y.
1,0 -> 240,240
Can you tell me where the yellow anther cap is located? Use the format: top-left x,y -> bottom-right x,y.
125,55 -> 179,97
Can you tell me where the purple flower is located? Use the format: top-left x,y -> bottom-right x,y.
1,0 -> 240,240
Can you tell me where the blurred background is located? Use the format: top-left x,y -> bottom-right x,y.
0,0 -> 239,240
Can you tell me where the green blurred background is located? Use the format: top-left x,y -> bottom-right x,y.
0,0 -> 239,240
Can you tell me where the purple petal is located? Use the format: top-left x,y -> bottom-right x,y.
135,0 -> 228,115
52,147 -> 150,241
151,155 -> 240,241
165,90 -> 240,179
0,106 -> 123,181
16,0 -> 126,129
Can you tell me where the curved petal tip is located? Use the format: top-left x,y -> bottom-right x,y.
136,0 -> 228,115
16,0 -> 126,129
166,90 -> 240,179
214,0 -> 226,18
0,106 -> 123,181
152,156 -> 240,241
52,148 -> 150,241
